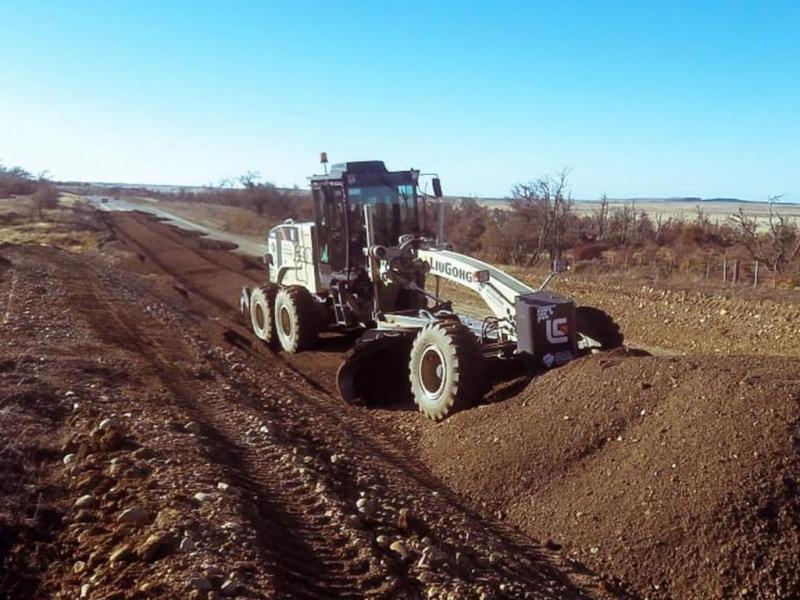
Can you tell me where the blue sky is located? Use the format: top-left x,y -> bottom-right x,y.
1,1 -> 798,199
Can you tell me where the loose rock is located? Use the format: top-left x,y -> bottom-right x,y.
188,575 -> 212,591
109,544 -> 133,563
74,495 -> 98,509
136,531 -> 176,562
390,540 -> 412,560
117,506 -> 150,525
185,421 -> 203,435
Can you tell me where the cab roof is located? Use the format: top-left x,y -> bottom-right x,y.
309,160 -> 419,188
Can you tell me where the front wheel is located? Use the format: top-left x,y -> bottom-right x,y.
409,321 -> 484,420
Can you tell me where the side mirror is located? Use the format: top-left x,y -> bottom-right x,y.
432,177 -> 443,198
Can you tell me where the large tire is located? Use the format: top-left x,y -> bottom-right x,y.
250,284 -> 279,346
575,306 -> 624,352
409,321 -> 484,420
274,286 -> 318,353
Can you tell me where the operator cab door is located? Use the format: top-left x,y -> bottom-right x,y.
313,184 -> 346,288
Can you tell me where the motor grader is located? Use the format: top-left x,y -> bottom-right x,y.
240,159 -> 622,419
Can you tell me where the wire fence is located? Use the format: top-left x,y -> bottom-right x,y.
572,253 -> 797,289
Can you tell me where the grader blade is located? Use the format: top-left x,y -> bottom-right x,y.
336,329 -> 415,406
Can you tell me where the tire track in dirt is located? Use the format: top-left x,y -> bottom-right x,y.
102,210 -> 357,392
67,261 -> 385,598
101,211 -> 262,317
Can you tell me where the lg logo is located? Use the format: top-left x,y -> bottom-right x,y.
546,317 -> 569,344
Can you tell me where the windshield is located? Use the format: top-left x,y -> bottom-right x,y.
347,184 -> 414,207
347,183 -> 418,245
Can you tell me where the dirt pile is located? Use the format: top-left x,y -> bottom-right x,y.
420,351 -> 800,598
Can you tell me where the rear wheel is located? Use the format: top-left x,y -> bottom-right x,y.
409,321 -> 484,420
575,306 -> 623,352
249,284 -> 278,346
274,286 -> 318,353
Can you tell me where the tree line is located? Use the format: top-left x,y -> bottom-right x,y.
151,169 -> 800,284
440,172 -> 799,284
152,172 -> 313,223
4,160 -> 798,284
0,162 -> 60,218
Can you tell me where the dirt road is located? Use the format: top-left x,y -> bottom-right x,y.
0,211 -> 616,599
89,195 -> 268,257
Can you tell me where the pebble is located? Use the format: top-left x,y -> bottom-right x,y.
344,514 -> 363,529
188,575 -> 212,591
75,495 -> 98,509
185,421 -> 203,435
204,565 -> 223,579
136,531 -> 176,561
63,453 -> 76,465
97,417 -> 117,431
194,492 -> 213,503
74,509 -> 95,523
390,540 -> 412,560
220,579 -> 239,596
356,497 -> 377,518
179,536 -> 195,552
117,506 -> 150,525
109,544 -> 133,563
131,447 -> 153,460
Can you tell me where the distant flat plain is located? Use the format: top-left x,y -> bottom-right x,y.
463,195 -> 800,226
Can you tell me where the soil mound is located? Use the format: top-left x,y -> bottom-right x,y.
421,351 -> 800,598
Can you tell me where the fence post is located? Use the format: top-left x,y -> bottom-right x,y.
753,261 -> 759,287
723,259 -> 727,282
705,261 -> 710,279
733,259 -> 739,285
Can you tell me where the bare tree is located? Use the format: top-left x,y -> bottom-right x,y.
608,199 -> 636,245
729,196 -> 797,273
30,185 -> 60,219
0,162 -> 36,197
592,193 -> 610,241
238,170 -> 262,189
510,168 -> 573,265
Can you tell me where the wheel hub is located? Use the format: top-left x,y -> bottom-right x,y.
279,305 -> 292,337
419,345 -> 446,400
255,302 -> 266,329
